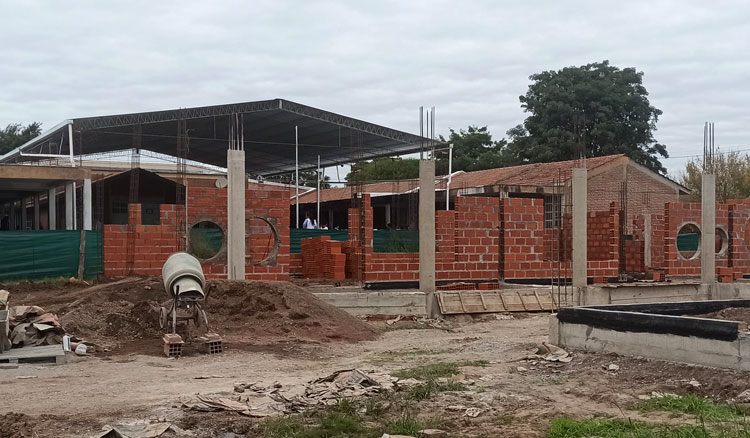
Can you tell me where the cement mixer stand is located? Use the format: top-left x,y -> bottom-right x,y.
160,253 -> 223,357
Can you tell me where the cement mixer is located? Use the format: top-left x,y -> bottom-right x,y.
159,252 -> 222,356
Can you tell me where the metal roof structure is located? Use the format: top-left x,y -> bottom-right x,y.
0,99 -> 438,176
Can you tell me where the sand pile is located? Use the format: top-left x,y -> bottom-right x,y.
9,277 -> 375,352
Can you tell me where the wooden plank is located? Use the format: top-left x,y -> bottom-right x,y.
0,345 -> 66,365
438,289 -> 559,314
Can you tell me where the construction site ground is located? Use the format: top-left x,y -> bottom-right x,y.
3,279 -> 750,437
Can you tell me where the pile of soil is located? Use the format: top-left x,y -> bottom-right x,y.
692,307 -> 750,330
205,280 -> 376,343
7,277 -> 375,352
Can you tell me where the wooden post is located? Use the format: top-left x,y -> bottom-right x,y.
78,230 -> 87,280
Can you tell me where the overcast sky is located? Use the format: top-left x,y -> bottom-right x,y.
1,0 -> 748,178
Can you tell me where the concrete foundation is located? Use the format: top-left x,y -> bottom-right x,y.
578,281 -> 750,305
313,290 -> 426,316
226,149 -> 246,280
419,159 -> 439,317
572,168 -> 587,292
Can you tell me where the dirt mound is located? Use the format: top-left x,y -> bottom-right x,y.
8,277 -> 375,352
694,307 -> 750,330
205,280 -> 377,343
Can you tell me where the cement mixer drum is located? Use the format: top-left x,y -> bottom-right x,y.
162,252 -> 206,302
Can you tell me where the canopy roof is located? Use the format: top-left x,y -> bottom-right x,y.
0,99 -> 437,176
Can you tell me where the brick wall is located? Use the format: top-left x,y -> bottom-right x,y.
663,202 -> 729,277
103,177 -> 291,281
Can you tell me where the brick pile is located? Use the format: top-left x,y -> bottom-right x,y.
300,236 -> 346,280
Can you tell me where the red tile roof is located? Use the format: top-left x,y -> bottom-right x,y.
449,155 -> 625,189
295,155 -> 627,204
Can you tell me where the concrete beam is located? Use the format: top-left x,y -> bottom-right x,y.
65,182 -> 74,230
0,165 -> 91,181
702,174 -> 716,285
82,178 -> 92,230
48,188 -> 57,230
572,168 -> 588,291
419,159 -> 439,318
227,149 -> 246,280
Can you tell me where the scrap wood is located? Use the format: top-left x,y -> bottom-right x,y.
520,342 -> 572,363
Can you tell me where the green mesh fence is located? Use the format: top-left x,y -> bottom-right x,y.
373,230 -> 419,253
290,229 -> 348,254
189,227 -> 224,259
676,233 -> 700,253
0,230 -> 103,281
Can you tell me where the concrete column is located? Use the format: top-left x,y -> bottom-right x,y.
702,174 -> 716,285
65,182 -> 74,230
572,168 -> 588,290
48,188 -> 57,230
33,195 -> 40,230
82,178 -> 92,230
10,201 -> 16,230
385,203 -> 391,227
419,159 -> 439,318
644,214 -> 652,268
20,198 -> 28,230
227,149 -> 246,280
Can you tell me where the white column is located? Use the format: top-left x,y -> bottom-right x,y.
65,182 -> 74,230
702,174 -> 716,285
34,195 -> 40,230
20,198 -> 28,230
572,168 -> 588,290
83,178 -> 92,230
227,149 -> 246,280
385,203 -> 392,227
48,188 -> 57,230
419,159 -> 438,318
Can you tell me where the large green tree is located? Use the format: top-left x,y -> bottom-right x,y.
507,60 -> 668,173
436,125 -> 517,174
346,157 -> 420,184
680,150 -> 750,203
0,122 -> 42,155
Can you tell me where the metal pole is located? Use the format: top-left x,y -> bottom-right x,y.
317,154 -> 321,229
295,125 -> 299,229
446,143 -> 453,210
68,123 -> 75,167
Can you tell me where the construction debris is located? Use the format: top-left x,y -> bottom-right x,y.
182,369 -> 399,417
530,342 -> 572,363
8,305 -> 65,347
97,421 -> 192,438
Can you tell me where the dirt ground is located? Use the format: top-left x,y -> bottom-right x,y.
693,307 -> 750,330
4,280 -> 750,437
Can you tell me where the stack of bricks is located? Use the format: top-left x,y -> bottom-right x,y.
718,267 -> 735,283
436,282 -> 475,291
300,236 -> 346,280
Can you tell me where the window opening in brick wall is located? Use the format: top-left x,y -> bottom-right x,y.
676,223 -> 701,260
716,227 -> 729,257
189,221 -> 223,260
544,194 -> 562,229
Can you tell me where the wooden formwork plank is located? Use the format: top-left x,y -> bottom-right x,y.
0,345 -> 66,365
438,289 -> 559,314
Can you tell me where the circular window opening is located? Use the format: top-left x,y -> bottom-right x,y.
716,227 -> 729,257
676,223 -> 701,260
189,221 -> 224,260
